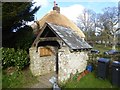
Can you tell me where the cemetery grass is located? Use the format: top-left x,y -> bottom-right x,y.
63,72 -> 119,88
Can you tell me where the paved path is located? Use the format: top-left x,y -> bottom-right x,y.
31,72 -> 57,88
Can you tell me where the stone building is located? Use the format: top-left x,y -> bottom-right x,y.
29,2 -> 92,84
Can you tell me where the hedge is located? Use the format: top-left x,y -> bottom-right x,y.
2,48 -> 29,70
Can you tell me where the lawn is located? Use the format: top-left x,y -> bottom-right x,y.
94,44 -> 111,53
93,44 -> 120,53
63,72 -> 119,88
2,67 -> 39,88
63,44 -> 120,89
0,68 -> 2,90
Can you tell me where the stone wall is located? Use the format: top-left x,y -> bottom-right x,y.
29,47 -> 56,76
29,46 -> 89,83
58,47 -> 88,83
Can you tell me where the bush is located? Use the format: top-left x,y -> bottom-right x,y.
2,48 -> 16,68
2,48 -> 29,70
14,49 -> 29,70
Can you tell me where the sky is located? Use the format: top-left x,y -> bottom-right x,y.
29,0 -> 119,25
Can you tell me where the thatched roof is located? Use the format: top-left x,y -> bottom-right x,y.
37,10 -> 85,38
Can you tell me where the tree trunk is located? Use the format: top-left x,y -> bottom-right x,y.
112,33 -> 116,50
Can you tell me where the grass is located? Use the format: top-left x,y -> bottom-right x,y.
94,44 -> 111,53
0,68 -> 2,90
63,72 -> 119,88
63,44 -> 120,89
93,44 -> 120,53
2,67 -> 39,88
2,44 -> 120,88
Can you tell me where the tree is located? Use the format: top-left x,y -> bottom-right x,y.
77,8 -> 96,44
98,6 -> 119,50
14,26 -> 34,50
2,2 -> 40,47
77,9 -> 96,32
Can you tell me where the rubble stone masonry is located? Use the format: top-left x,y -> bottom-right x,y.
29,47 -> 56,76
58,47 -> 88,83
29,46 -> 88,83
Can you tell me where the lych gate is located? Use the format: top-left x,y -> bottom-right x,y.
29,2 -> 92,84
29,22 -> 92,84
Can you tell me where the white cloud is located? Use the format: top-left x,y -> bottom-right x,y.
61,4 -> 85,22
32,0 -> 49,7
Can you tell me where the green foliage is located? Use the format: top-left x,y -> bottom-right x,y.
14,26 -> 34,50
14,49 -> 29,70
2,2 -> 40,47
93,44 -> 111,53
2,48 -> 29,70
2,68 -> 38,88
2,2 -> 40,31
2,71 -> 23,88
2,48 -> 16,68
63,72 -> 118,88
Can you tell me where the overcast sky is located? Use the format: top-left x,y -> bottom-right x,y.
28,0 -> 119,25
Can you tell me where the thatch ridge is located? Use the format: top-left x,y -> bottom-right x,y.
38,10 -> 85,38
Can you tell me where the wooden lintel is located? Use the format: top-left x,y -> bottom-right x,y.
38,37 -> 59,41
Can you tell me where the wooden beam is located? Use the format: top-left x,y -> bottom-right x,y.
32,24 -> 47,47
38,37 -> 59,41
